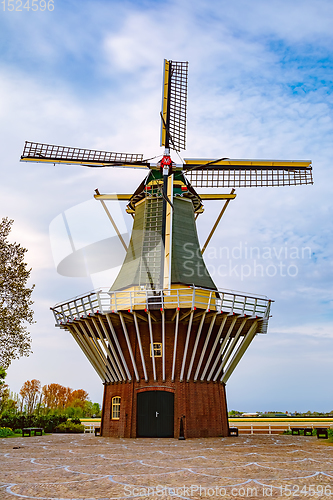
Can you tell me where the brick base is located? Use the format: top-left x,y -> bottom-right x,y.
101,380 -> 229,438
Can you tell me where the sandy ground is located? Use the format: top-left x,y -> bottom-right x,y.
1,433 -> 333,499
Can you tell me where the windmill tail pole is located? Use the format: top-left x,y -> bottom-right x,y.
201,189 -> 235,254
179,416 -> 185,440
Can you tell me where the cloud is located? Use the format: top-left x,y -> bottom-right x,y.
1,0 -> 333,408
270,322 -> 333,338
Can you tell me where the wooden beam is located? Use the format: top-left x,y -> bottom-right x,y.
171,310 -> 179,382
201,189 -> 235,254
200,193 -> 236,200
94,189 -> 128,251
94,194 -> 132,200
179,310 -> 194,382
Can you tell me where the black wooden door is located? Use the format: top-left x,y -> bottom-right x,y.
137,391 -> 174,437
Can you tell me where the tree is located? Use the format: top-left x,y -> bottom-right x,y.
0,367 -> 9,413
68,389 -> 89,409
0,218 -> 34,368
19,379 -> 41,414
0,368 -> 17,414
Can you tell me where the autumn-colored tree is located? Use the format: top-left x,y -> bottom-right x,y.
68,389 -> 89,409
0,218 -> 35,368
19,379 -> 41,414
42,384 -> 89,411
42,383 -> 66,409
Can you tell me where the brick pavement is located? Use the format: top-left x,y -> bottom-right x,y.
1,434 -> 333,499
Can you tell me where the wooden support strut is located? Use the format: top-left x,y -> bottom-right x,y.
213,318 -> 247,381
171,310 -> 180,382
91,317 -> 122,382
119,312 -> 140,382
133,312 -> 148,382
94,188 -> 128,251
193,313 -> 217,381
200,315 -> 227,381
68,325 -> 104,381
97,316 -> 125,381
186,312 -> 206,381
85,320 -> 117,382
106,314 -> 132,381
207,316 -> 238,381
148,312 -> 157,381
201,189 -> 235,254
180,310 -> 194,382
221,321 -> 258,384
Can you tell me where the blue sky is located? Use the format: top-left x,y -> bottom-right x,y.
1,0 -> 333,412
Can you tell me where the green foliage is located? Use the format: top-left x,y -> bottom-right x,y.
65,405 -> 84,419
55,422 -> 85,433
0,426 -> 16,437
0,412 -> 67,432
0,367 -> 10,414
64,401 -> 101,418
228,410 -> 242,417
70,417 -> 81,425
0,218 -> 35,369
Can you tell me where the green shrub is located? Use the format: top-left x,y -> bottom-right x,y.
0,427 -> 16,437
70,417 -> 81,425
0,412 -> 67,432
55,422 -> 85,433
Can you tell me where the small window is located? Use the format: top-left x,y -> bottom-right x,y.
111,396 -> 121,420
150,342 -> 162,357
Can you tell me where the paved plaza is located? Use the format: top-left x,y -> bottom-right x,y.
1,433 -> 333,499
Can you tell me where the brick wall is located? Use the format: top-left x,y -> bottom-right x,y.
81,311 -> 230,438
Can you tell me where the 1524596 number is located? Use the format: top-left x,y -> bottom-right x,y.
2,0 -> 54,11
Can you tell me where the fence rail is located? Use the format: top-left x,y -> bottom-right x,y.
51,287 -> 271,329
233,423 -> 333,435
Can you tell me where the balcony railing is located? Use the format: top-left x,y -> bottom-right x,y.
51,287 -> 271,330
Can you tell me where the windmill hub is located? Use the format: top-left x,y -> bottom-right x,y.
159,154 -> 173,174
21,59 -> 313,439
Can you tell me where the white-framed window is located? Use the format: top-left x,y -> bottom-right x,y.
150,342 -> 162,357
111,396 -> 121,420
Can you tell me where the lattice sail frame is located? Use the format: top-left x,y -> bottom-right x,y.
21,141 -> 146,167
160,60 -> 188,152
183,159 -> 313,188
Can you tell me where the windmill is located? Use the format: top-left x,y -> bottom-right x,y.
21,60 -> 313,438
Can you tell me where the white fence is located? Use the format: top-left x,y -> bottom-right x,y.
51,287 -> 271,328
234,423 -> 333,435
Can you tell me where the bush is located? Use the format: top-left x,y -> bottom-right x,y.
0,412 -> 67,432
34,414 -> 68,433
70,417 -> 81,425
55,422 -> 85,433
0,427 -> 16,437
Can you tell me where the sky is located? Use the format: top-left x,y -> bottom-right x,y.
1,0 -> 333,413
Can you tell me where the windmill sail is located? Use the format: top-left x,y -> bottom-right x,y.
160,60 -> 188,152
21,141 -> 148,168
183,158 -> 313,187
